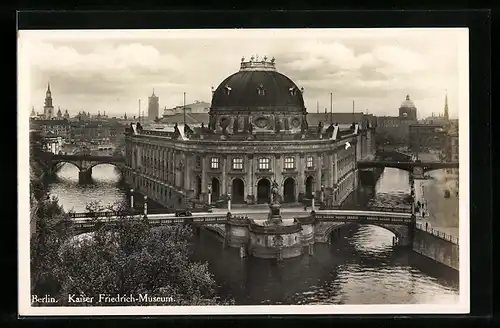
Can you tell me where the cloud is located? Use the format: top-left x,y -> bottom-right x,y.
23,29 -> 465,119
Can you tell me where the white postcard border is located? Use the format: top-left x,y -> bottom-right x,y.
17,28 -> 470,316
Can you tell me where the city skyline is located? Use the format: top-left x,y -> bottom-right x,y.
21,28 -> 467,119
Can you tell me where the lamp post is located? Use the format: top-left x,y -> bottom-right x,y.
311,194 -> 315,212
208,183 -> 212,205
130,188 -> 134,210
143,195 -> 148,218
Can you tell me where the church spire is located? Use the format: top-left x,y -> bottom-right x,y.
444,90 -> 449,120
47,82 -> 51,93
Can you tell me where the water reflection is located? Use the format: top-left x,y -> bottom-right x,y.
47,163 -> 126,212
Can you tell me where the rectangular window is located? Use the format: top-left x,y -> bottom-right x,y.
232,157 -> 243,170
210,157 -> 219,169
258,157 -> 270,170
306,156 -> 313,169
284,157 -> 295,169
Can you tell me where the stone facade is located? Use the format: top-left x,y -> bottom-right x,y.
123,128 -> 376,209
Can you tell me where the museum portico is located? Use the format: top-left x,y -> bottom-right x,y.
123,56 -> 376,208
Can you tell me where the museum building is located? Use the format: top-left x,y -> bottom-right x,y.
123,56 -> 376,208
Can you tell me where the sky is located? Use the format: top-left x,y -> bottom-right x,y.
19,28 -> 468,119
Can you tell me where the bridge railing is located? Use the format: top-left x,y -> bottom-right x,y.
314,213 -> 413,224
69,210 -> 142,219
318,205 -> 412,214
69,207 -> 211,219
71,215 -> 229,230
415,223 -> 459,245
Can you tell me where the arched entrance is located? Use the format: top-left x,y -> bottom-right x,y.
211,177 -> 220,200
231,178 -> 245,204
257,178 -> 271,203
195,176 -> 202,199
283,177 -> 296,203
305,176 -> 314,198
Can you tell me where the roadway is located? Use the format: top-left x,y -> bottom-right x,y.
417,165 -> 459,239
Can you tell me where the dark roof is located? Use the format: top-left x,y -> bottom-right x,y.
211,70 -> 305,110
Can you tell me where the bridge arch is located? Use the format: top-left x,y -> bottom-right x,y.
87,162 -> 125,171
200,225 -> 226,240
323,222 -> 403,242
52,161 -> 83,172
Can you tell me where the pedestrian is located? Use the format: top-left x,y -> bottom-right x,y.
304,204 -> 307,211
425,222 -> 428,230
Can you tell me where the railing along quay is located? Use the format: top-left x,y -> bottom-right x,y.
69,207 -> 210,219
314,213 -> 413,224
415,222 -> 459,245
319,205 -> 412,214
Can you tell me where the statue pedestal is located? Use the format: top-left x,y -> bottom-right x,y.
268,202 -> 283,225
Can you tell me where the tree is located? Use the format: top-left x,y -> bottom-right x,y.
30,195 -> 73,297
54,201 -> 233,306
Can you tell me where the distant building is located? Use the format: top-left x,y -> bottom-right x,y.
409,123 -> 446,153
148,89 -> 160,121
163,100 -> 211,117
398,95 -> 418,120
43,83 -> 54,119
375,95 -> 419,145
30,119 -> 71,139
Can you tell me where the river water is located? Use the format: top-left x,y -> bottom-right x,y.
47,164 -> 459,305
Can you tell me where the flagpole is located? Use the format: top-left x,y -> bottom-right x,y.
352,100 -> 355,123
183,92 -> 186,126
330,93 -> 333,124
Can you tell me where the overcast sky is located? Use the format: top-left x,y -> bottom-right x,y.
19,28 -> 468,119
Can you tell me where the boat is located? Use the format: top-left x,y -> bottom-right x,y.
444,190 -> 451,198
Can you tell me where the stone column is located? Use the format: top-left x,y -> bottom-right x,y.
201,155 -> 207,193
328,152 -> 334,188
315,154 -> 322,197
247,154 -> 254,203
184,152 -> 191,191
275,154 -> 283,186
298,153 -> 305,200
221,155 -> 227,195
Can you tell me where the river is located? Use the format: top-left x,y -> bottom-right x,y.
47,164 -> 459,305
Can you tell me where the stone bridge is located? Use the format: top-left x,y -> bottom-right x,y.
357,160 -> 459,178
39,153 -> 125,183
375,149 -> 413,161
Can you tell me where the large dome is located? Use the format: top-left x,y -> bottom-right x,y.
210,56 -> 305,111
400,94 -> 416,108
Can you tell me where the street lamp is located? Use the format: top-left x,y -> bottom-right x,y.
130,188 -> 134,210
143,195 -> 148,217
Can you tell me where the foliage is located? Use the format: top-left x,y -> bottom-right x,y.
33,200 -> 234,306
30,195 -> 73,297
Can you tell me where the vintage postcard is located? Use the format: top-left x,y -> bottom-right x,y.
18,28 -> 469,316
